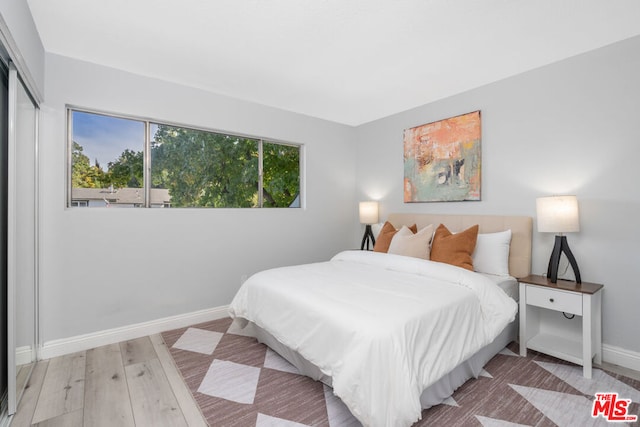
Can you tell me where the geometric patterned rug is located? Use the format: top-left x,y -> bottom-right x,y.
161,317 -> 640,427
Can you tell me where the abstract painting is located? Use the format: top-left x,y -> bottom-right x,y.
404,111 -> 481,202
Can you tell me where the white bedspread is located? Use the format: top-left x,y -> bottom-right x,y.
229,251 -> 517,427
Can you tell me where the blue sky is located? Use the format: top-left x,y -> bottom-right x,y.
72,111 -> 146,170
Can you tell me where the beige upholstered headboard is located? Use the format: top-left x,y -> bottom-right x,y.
387,213 -> 533,279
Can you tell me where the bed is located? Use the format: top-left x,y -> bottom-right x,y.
229,213 -> 532,427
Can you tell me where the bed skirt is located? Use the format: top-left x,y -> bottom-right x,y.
242,317 -> 518,411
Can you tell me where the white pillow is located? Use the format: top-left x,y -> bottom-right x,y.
388,224 -> 434,260
472,229 -> 512,276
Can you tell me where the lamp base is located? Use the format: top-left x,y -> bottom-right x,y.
360,225 -> 376,250
547,235 -> 582,283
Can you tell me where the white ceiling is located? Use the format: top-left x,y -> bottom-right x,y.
27,0 -> 640,126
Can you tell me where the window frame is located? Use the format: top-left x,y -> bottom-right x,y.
66,106 -> 304,209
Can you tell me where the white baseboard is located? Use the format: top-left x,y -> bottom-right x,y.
40,305 -> 230,360
603,344 -> 640,373
16,346 -> 35,366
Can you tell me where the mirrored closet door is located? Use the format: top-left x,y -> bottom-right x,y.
0,42 -> 39,422
7,60 -> 38,416
0,57 -> 8,426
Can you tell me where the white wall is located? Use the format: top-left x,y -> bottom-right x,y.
356,36 -> 640,354
0,0 -> 44,98
40,53 -> 357,343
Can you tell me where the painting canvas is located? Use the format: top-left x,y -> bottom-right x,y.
404,111 -> 481,202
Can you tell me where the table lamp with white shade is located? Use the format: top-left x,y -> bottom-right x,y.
536,195 -> 582,283
359,201 -> 378,250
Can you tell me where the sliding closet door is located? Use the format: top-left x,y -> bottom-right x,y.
6,62 -> 37,415
0,61 -> 8,422
12,64 -> 36,367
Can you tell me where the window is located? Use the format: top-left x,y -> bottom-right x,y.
150,124 -> 259,208
262,142 -> 300,208
68,109 -> 302,208
70,111 -> 144,208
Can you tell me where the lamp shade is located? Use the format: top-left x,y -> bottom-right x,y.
536,195 -> 580,233
359,201 -> 379,224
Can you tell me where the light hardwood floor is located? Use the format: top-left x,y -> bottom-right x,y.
9,335 -> 208,427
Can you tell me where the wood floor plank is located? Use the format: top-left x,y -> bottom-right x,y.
31,351 -> 86,424
33,409 -> 83,427
150,333 -> 208,427
10,360 -> 50,427
120,337 -> 158,366
125,358 -> 188,427
84,343 -> 135,427
15,362 -> 35,401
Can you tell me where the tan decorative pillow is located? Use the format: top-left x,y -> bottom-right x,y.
430,224 -> 479,271
373,221 -> 418,253
388,224 -> 434,259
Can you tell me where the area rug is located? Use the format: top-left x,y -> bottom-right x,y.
161,318 -> 640,426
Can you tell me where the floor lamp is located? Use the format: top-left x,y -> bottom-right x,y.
536,195 -> 582,283
359,201 -> 378,250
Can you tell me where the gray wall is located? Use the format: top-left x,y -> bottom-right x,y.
355,36 -> 640,353
39,53 -> 357,343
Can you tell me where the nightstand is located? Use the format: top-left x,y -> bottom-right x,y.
519,274 -> 603,378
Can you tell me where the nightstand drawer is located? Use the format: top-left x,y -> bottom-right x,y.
526,285 -> 583,315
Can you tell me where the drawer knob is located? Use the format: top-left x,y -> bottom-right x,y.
549,298 -> 555,303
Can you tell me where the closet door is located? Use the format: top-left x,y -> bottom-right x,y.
0,60 -> 8,423
6,62 -> 37,416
